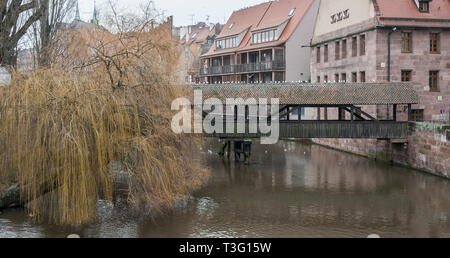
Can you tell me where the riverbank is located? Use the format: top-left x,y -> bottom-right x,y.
313,122 -> 450,179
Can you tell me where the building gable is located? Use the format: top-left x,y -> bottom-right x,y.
313,0 -> 376,39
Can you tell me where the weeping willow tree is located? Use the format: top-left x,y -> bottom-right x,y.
0,2 -> 209,225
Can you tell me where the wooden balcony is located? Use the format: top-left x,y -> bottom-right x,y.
200,61 -> 286,76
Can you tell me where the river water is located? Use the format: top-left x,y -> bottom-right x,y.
1,140 -> 449,238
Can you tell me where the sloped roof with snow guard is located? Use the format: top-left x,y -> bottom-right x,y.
202,0 -> 316,57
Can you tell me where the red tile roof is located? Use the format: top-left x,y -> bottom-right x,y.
217,2 -> 271,40
202,0 -> 315,57
181,26 -> 211,46
376,0 -> 450,27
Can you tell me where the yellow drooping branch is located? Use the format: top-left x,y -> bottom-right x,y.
0,18 -> 208,225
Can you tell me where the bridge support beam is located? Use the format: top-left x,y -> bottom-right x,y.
219,140 -> 253,164
218,141 -> 232,158
234,140 -> 252,165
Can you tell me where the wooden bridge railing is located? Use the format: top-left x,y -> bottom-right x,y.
205,121 -> 409,139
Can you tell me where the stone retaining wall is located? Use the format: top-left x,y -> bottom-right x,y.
313,122 -> 450,178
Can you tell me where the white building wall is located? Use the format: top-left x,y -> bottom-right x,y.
313,0 -> 375,39
0,67 -> 11,86
285,0 -> 321,82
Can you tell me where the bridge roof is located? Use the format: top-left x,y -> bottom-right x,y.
192,83 -> 419,105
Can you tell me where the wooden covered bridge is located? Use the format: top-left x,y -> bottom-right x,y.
192,82 -> 419,162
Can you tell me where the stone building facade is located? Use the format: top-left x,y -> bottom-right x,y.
310,0 -> 450,123
178,23 -> 220,84
310,0 -> 450,177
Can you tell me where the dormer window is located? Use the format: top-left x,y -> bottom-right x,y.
215,36 -> 238,50
288,8 -> 296,17
252,29 -> 278,44
419,1 -> 430,13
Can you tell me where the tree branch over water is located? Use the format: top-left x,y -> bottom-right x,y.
0,1 -> 209,225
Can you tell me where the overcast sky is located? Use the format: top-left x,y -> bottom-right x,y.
78,0 -> 268,26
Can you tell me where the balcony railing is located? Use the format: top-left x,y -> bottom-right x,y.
200,61 -> 285,76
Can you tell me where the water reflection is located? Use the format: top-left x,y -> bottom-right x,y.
1,140 -> 449,238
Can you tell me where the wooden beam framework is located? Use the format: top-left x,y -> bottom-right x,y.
200,103 -> 408,139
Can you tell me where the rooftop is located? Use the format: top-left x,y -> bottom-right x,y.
202,0 -> 315,57
375,0 -> 450,27
193,83 -> 420,105
181,26 -> 211,46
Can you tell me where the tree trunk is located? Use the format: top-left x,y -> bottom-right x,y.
0,0 -> 46,67
0,43 -> 18,67
38,0 -> 50,67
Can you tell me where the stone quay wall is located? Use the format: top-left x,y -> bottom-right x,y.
313,122 -> 450,179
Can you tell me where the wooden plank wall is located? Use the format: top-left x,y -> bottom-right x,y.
206,121 -> 409,139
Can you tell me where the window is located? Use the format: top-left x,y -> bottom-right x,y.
252,29 -> 277,44
352,37 -> 357,57
288,8 -> 296,17
360,34 -> 366,56
419,1 -> 429,13
360,71 -> 366,82
430,33 -> 440,54
216,37 -> 237,49
316,47 -> 321,63
324,44 -> 328,62
401,70 -> 412,82
341,73 -> 347,82
429,71 -> 439,92
192,32 -> 198,38
324,75 -> 328,83
401,32 -> 412,53
352,72 -> 357,82
229,22 -> 235,29
335,42 -> 340,60
317,76 -> 321,83
342,39 -> 347,59
335,74 -> 339,82
411,109 -> 424,122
